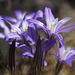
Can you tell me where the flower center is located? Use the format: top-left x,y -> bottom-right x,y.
50,18 -> 58,33
21,21 -> 28,32
11,29 -> 15,32
20,12 -> 26,20
60,47 -> 71,60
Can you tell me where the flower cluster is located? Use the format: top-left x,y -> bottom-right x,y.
0,7 -> 75,74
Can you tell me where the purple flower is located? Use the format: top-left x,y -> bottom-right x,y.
4,10 -> 43,24
4,10 -> 35,34
3,10 -> 43,42
27,7 -> 75,40
50,41 -> 75,67
4,10 -> 33,23
0,16 -> 22,41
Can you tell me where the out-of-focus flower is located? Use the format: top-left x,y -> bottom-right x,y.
50,41 -> 75,67
3,10 -> 43,43
0,20 -> 23,44
0,16 -> 22,42
4,10 -> 43,24
27,7 -> 75,40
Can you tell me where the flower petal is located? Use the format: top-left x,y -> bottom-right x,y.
68,56 -> 75,61
22,52 -> 34,58
0,17 -> 10,35
26,13 -> 35,20
55,44 -> 59,57
5,20 -> 21,34
55,33 -> 63,40
15,42 -> 32,52
0,33 -> 5,38
15,10 -> 24,20
34,10 -> 43,21
27,24 -> 38,43
11,25 -> 21,34
59,41 -> 66,55
5,32 -> 22,41
56,22 -> 75,33
15,20 -> 22,27
27,19 -> 45,28
0,16 -> 6,29
66,49 -> 75,59
4,17 -> 17,22
43,39 -> 57,51
65,60 -> 72,67
44,7 -> 55,29
56,17 -> 72,30
27,19 -> 47,33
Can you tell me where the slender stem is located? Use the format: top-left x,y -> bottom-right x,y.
9,39 -> 16,75
29,58 -> 36,75
55,61 -> 63,75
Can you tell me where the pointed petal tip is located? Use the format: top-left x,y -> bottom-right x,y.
45,7 -> 51,10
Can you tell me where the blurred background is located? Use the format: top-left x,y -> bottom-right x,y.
0,0 -> 75,75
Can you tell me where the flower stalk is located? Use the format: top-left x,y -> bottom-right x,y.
55,60 -> 63,75
9,39 -> 16,75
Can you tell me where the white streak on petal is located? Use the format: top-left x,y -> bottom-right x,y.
22,21 -> 28,32
60,47 -> 71,60
51,18 -> 58,33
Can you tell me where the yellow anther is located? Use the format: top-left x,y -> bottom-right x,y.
11,29 -> 15,32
